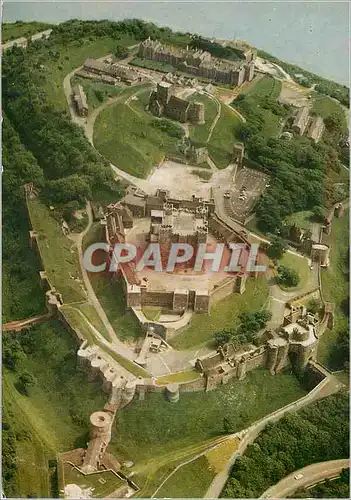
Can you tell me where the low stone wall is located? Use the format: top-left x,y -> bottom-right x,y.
210,278 -> 236,305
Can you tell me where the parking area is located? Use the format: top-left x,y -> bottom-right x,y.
224,167 -> 269,223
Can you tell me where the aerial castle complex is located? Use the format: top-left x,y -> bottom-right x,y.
138,38 -> 256,86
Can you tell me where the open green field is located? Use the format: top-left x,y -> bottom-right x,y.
2,22 -> 52,42
129,56 -> 175,73
110,368 -> 306,463
41,35 -> 136,109
244,75 -> 282,100
155,455 -> 215,498
170,275 -> 269,350
312,94 -> 348,129
71,75 -> 123,113
94,87 -> 186,178
188,92 -> 219,144
27,198 -> 85,304
208,103 -> 242,168
277,252 -> 310,292
318,210 -> 349,367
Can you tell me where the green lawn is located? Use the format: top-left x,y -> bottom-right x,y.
244,75 -> 282,100
27,198 -> 86,304
94,88 -> 186,178
2,21 -> 52,42
41,35 -> 136,109
318,210 -> 349,367
71,75 -> 123,113
155,455 -> 215,498
109,368 -> 306,463
188,92 -> 219,144
75,302 -> 111,341
312,94 -> 348,129
129,56 -> 176,73
277,252 -> 310,292
155,370 -> 201,385
142,306 -> 161,321
208,103 -> 242,168
284,210 -> 314,230
170,276 -> 269,350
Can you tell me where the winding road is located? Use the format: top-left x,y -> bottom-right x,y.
260,459 -> 349,498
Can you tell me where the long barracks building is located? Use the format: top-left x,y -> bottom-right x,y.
138,38 -> 255,86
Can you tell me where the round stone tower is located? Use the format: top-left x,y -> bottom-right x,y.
90,411 -> 112,440
166,383 -> 180,403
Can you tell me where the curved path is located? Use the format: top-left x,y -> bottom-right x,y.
260,459 -> 349,498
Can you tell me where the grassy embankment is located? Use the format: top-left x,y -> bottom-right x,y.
155,438 -> 239,498
2,21 -> 53,41
318,209 -> 349,368
110,367 -> 306,494
188,92 -> 219,144
82,222 -> 143,342
94,88 -> 185,178
170,275 -> 268,350
3,320 -> 107,497
208,102 -> 242,168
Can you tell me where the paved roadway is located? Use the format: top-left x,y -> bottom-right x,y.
260,459 -> 349,498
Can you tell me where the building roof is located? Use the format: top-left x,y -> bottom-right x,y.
167,95 -> 190,112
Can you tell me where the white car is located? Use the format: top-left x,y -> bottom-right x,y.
294,474 -> 304,480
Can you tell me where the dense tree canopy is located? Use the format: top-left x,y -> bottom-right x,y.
223,392 -> 349,498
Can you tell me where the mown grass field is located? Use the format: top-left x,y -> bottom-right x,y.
94,87 -> 186,178
170,275 -> 269,350
277,252 -> 310,292
27,198 -> 86,304
244,75 -> 281,100
110,368 -> 306,463
318,209 -> 349,367
188,92 -> 219,144
208,103 -> 242,168
2,21 -> 52,42
129,56 -> 175,73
